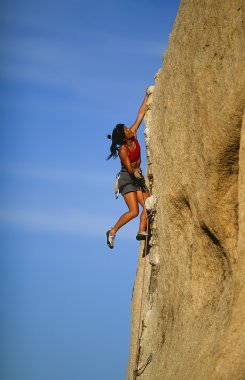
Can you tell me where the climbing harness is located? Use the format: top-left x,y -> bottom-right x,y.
131,188 -> 152,380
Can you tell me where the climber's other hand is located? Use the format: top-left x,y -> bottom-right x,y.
133,168 -> 142,179
146,85 -> 154,95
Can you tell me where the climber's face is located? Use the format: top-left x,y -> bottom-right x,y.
124,127 -> 134,140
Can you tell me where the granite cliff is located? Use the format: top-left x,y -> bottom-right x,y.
127,1 -> 245,379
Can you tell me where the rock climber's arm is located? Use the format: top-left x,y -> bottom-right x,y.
119,147 -> 142,179
130,91 -> 149,134
119,147 -> 134,174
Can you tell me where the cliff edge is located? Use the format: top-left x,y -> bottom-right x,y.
127,1 -> 245,379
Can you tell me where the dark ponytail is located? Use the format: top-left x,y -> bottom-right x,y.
107,124 -> 126,160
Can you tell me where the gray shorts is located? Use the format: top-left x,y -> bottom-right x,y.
118,169 -> 148,196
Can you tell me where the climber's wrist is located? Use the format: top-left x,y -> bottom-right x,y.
133,168 -> 142,179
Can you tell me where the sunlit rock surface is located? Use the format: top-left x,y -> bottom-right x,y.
127,1 -> 245,379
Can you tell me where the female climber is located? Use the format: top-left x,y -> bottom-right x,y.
106,87 -> 151,249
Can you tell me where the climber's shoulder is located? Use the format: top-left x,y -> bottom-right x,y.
118,145 -> 128,156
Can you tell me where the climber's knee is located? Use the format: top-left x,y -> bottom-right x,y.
129,208 -> 139,219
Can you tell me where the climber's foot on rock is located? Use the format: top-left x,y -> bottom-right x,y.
136,231 -> 148,241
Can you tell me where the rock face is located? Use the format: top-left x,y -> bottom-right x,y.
127,1 -> 245,379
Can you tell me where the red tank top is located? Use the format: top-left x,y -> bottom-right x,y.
125,138 -> 141,163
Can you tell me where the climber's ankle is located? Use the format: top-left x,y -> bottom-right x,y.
110,227 -> 116,235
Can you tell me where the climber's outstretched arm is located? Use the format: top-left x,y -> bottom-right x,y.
130,90 -> 149,134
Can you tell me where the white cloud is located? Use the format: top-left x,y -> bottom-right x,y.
0,162 -> 112,184
0,33 -> 164,94
0,36 -> 83,95
0,207 -> 136,239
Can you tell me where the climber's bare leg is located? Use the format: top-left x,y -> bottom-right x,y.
110,192 -> 139,235
137,190 -> 150,233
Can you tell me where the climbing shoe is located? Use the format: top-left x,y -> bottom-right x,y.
106,229 -> 116,249
136,231 -> 148,241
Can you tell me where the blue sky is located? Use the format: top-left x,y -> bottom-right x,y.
0,1 -> 180,379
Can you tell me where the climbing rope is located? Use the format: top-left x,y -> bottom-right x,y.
132,188 -> 151,379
